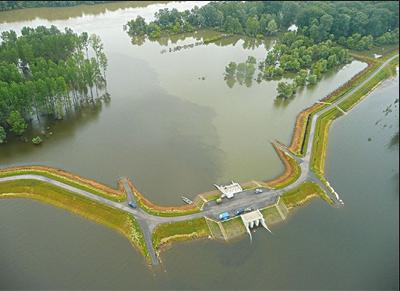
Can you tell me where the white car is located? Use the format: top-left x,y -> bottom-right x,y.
254,188 -> 263,194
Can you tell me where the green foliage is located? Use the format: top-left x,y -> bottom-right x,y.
375,29 -> 399,46
125,1 -> 399,49
224,56 -> 257,87
277,82 -> 296,98
267,19 -> 278,35
294,70 -> 308,87
0,126 -> 6,143
7,111 -> 27,135
307,74 -> 318,85
32,136 -> 43,145
0,26 -> 108,143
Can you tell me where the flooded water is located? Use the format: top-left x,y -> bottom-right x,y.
0,2 -> 398,289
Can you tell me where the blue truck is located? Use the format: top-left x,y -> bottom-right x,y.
218,212 -> 230,221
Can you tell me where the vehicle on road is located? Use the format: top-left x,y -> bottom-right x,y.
218,212 -> 230,221
254,188 -> 263,194
244,207 -> 254,213
235,208 -> 245,216
128,201 -> 137,208
216,198 -> 222,204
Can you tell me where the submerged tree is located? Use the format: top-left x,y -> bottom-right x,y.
0,26 -> 109,143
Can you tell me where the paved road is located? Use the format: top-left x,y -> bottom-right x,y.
1,53 -> 397,264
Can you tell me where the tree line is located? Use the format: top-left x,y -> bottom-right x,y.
0,26 -> 108,144
125,1 -> 399,49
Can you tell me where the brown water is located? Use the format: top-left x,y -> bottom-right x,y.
0,2 -> 398,289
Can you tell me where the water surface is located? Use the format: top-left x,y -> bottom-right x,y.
0,2 -> 398,289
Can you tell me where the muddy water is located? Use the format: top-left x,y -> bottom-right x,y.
0,2 -> 397,289
0,1 -> 366,204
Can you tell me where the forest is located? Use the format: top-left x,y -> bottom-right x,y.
125,1 -> 399,48
125,1 -> 398,98
0,1 -> 108,11
0,26 -> 108,144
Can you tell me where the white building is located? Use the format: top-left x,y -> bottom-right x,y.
288,24 -> 298,33
240,210 -> 271,241
214,181 -> 242,199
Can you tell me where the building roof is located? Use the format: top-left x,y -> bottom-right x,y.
241,210 -> 263,223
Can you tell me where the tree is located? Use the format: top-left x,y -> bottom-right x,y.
225,62 -> 237,77
0,126 -> 6,143
281,2 -> 299,27
7,110 -> 27,135
294,69 -> 308,87
223,16 -> 243,34
266,19 -> 278,35
277,82 -> 295,98
246,16 -> 260,37
307,74 -> 317,85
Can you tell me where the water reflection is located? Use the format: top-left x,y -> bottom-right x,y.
129,29 -> 274,54
1,101 -> 105,160
0,1 -> 165,23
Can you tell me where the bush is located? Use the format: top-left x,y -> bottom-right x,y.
32,136 -> 43,145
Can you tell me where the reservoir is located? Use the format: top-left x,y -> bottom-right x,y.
0,2 -> 398,289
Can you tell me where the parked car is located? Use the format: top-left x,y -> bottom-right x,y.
218,212 -> 230,221
254,188 -> 263,194
216,198 -> 222,204
244,207 -> 254,213
235,208 -> 245,216
128,201 -> 137,209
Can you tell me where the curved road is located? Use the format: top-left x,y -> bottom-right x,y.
1,53 -> 398,265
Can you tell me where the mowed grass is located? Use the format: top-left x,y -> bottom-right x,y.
221,216 -> 246,239
340,56 -> 399,111
152,217 -> 210,250
291,49 -> 398,158
260,204 -> 283,224
310,107 -> 341,174
0,179 -> 148,260
281,182 -> 331,208
311,55 -> 398,175
0,169 -> 126,202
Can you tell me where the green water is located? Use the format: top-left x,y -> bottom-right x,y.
0,2 -> 398,289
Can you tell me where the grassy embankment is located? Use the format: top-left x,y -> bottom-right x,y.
152,217 -> 211,252
0,179 -> 149,261
281,182 -> 331,208
0,166 -> 126,202
288,49 -> 398,158
125,178 -> 201,217
265,142 -> 301,189
310,54 -> 399,175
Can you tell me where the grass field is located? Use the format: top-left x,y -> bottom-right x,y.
281,182 -> 331,208
152,217 -> 210,250
267,145 -> 301,189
